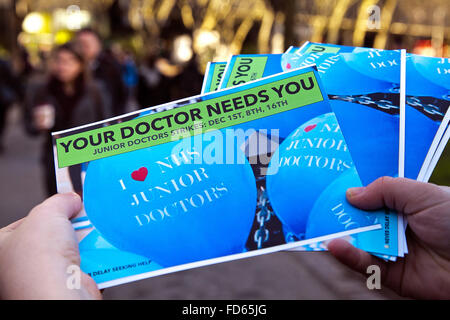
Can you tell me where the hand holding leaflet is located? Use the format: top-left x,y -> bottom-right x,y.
329,176 -> 450,300
0,193 -> 102,299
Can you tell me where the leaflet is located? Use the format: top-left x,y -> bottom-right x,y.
55,66 -> 381,288
289,44 -> 449,255
284,44 -> 405,257
217,49 -> 403,257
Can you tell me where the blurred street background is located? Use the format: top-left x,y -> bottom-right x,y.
0,0 -> 449,299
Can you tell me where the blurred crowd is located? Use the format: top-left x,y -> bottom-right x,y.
0,28 -> 204,196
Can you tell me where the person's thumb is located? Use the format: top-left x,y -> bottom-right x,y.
29,192 -> 82,220
345,176 -> 445,215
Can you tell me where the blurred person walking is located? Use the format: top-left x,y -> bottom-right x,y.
12,46 -> 34,98
111,44 -> 139,110
24,42 -> 105,196
0,58 -> 20,153
121,51 -> 139,108
75,28 -> 127,117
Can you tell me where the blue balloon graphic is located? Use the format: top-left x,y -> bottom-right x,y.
282,51 -> 393,95
266,112 -> 354,239
330,100 -> 399,185
411,55 -> 450,90
342,51 -> 401,83
83,130 -> 256,267
406,54 -> 450,98
305,167 -> 376,239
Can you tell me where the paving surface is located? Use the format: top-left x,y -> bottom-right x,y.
0,106 -> 402,299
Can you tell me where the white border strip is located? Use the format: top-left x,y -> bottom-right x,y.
200,61 -> 211,94
72,220 -> 92,230
398,49 -> 406,178
397,49 -> 407,257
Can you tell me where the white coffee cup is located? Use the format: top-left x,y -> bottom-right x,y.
33,104 -> 55,130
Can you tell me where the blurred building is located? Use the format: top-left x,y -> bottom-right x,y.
0,0 -> 448,69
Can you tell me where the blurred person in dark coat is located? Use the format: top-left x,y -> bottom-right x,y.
13,46 -> 34,97
24,42 -> 105,196
75,28 -> 127,117
0,58 -> 20,153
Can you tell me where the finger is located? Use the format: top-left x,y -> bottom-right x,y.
29,193 -> 82,221
327,238 -> 407,293
346,176 -> 445,215
80,273 -> 103,300
327,239 -> 388,274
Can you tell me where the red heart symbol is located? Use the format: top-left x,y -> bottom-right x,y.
131,167 -> 148,181
286,63 -> 291,69
304,124 -> 317,132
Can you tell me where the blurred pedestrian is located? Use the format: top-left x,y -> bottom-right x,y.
121,51 -> 139,107
24,42 -> 105,196
111,44 -> 139,110
75,28 -> 127,117
0,58 -> 20,153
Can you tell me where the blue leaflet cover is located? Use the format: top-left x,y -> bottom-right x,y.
225,43 -> 403,256
213,52 -> 399,256
283,45 -> 403,257
290,43 -> 449,252
56,66 -> 381,288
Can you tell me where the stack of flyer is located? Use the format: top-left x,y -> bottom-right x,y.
53,42 -> 449,289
